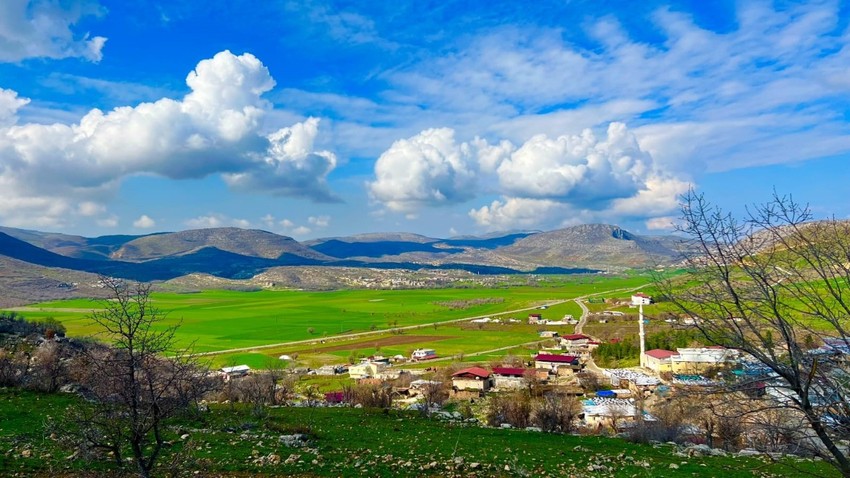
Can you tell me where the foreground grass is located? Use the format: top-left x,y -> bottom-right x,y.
0,389 -> 836,477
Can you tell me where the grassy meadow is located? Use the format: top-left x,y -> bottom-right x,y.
12,275 -> 651,358
0,388 -> 836,477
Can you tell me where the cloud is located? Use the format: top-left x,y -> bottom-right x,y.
0,0 -> 107,62
77,201 -> 104,216
222,117 -> 339,202
0,50 -> 339,228
368,128 -> 501,212
495,123 -> 651,203
96,215 -> 117,228
645,216 -> 678,231
371,121 -> 688,231
133,214 -> 156,229
469,198 -> 567,230
184,213 -> 250,229
0,88 -> 29,127
186,215 -> 222,229
308,215 -> 330,227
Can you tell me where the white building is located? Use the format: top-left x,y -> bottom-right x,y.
631,293 -> 652,305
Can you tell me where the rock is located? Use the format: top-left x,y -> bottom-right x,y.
470,462 -> 480,469
268,454 -> 281,465
669,463 -> 679,469
452,412 -> 462,419
180,434 -> 190,440
709,448 -> 728,457
453,456 -> 464,466
525,426 -> 542,432
738,449 -> 762,457
21,449 -> 31,458
500,423 -> 513,429
504,465 -> 511,471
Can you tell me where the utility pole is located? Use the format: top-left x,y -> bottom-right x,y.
638,302 -> 646,368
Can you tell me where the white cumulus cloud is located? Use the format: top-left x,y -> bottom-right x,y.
133,214 -> 156,229
495,123 -> 651,202
0,50 -> 338,228
368,128 -> 502,212
0,0 -> 107,63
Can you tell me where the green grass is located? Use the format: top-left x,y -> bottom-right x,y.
0,389 -> 836,477
11,275 -> 650,354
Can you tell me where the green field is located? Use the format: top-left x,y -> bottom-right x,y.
0,389 -> 835,477
12,275 -> 651,357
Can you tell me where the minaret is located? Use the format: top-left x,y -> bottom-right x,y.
639,302 -> 646,368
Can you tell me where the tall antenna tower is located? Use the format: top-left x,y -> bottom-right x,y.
638,303 -> 646,368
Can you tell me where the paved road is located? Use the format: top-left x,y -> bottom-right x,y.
192,285 -> 647,358
573,299 -> 590,335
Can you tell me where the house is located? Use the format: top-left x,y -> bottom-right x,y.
451,367 -> 492,392
670,347 -> 738,373
528,313 -> 543,324
411,348 -> 437,361
491,367 -> 526,390
220,365 -> 250,380
539,330 -> 559,338
348,361 -> 387,379
561,334 -> 591,346
631,293 -> 652,306
583,398 -> 641,429
534,354 -> 582,375
643,349 -> 678,373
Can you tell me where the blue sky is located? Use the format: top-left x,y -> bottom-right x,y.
1,0 -> 849,240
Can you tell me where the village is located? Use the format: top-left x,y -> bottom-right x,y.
216,292 -> 850,454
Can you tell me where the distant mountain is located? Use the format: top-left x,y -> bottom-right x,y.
111,227 -> 331,262
310,239 -> 465,259
0,226 -> 145,260
442,232 -> 533,249
496,224 -> 685,269
0,223 -> 686,307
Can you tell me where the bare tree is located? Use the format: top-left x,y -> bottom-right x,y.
69,277 -> 215,478
657,191 -> 850,476
420,380 -> 448,416
532,392 -> 581,433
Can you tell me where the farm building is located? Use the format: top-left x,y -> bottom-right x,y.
220,365 -> 250,381
670,347 -> 738,373
527,313 -> 543,324
534,354 -> 582,375
539,330 -> 559,338
643,349 -> 677,373
583,398 -> 642,430
491,367 -> 526,390
631,293 -> 652,306
451,367 -> 492,392
348,361 -> 387,379
411,348 -> 437,361
559,333 -> 592,348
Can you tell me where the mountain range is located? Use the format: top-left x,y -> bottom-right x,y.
0,224 -> 687,306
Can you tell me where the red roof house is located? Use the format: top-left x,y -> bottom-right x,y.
491,367 -> 526,377
451,367 -> 492,392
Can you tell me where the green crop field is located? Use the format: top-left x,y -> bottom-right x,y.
11,275 -> 651,356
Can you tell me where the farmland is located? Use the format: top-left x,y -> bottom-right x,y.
11,274 -> 652,365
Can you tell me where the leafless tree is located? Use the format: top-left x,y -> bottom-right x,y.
657,191 -> 850,476
420,380 -> 448,416
67,277 -> 216,478
29,341 -> 68,392
532,392 -> 581,433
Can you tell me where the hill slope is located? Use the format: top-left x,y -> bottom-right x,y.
112,227 -> 331,261
496,224 -> 684,269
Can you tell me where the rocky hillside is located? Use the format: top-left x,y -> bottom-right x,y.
497,224 -> 685,269
111,227 -> 331,261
